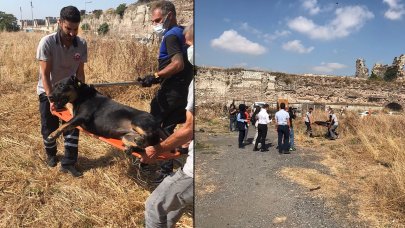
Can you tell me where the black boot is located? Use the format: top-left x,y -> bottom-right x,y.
60,165 -> 83,177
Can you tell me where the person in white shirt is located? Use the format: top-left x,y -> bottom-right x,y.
328,108 -> 339,140
253,104 -> 271,152
304,107 -> 313,137
275,103 -> 291,154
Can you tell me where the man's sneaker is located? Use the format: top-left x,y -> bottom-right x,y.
260,148 -> 269,152
253,148 -> 259,151
47,156 -> 58,167
60,165 -> 83,177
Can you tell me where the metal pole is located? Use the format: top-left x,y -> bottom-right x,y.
20,6 -> 22,29
30,1 -> 33,28
90,81 -> 142,87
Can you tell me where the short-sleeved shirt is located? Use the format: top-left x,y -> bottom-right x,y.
305,111 -> 311,123
257,109 -> 271,125
182,80 -> 194,178
331,114 -> 338,126
275,109 -> 290,125
158,26 -> 193,93
36,31 -> 87,95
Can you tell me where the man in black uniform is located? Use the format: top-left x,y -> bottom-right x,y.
138,1 -> 193,182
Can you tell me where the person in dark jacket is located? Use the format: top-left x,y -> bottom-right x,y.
236,104 -> 247,148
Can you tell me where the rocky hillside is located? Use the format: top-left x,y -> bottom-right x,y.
196,67 -> 405,109
82,0 -> 193,40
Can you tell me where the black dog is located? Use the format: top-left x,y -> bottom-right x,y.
47,76 -> 160,152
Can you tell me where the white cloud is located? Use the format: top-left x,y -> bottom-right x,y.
263,30 -> 291,42
240,22 -> 262,36
383,0 -> 405,20
302,0 -> 321,15
211,30 -> 267,55
282,40 -> 314,53
313,62 -> 347,73
239,22 -> 290,42
288,6 -> 374,40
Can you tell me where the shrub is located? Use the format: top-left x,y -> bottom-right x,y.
384,66 -> 398,81
116,3 -> 127,18
97,23 -> 109,35
81,23 -> 90,31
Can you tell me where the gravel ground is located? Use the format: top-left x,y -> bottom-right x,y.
195,126 -> 367,228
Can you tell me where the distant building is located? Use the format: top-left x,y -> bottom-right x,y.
20,17 -> 58,32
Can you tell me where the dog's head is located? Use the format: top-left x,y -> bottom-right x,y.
49,76 -> 82,109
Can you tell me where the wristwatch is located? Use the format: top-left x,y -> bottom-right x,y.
154,72 -> 159,78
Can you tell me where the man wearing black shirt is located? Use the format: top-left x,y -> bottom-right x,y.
138,1 -> 193,182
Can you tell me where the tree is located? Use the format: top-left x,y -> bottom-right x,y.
97,23 -> 109,35
384,66 -> 399,81
0,11 -> 19,32
93,10 -> 103,19
116,3 -> 127,18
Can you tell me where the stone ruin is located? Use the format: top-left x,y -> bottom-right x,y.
370,54 -> 405,80
355,58 -> 369,78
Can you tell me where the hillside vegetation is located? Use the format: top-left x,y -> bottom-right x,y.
0,32 -> 191,227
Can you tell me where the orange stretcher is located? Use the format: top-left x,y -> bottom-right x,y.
51,109 -> 181,160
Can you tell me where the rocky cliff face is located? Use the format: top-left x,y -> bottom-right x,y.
82,0 -> 193,40
196,67 -> 405,108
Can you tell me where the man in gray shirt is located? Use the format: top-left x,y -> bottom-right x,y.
37,6 -> 87,177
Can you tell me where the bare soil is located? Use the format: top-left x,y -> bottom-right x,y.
195,126 -> 368,228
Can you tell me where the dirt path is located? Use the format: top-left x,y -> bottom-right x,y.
195,126 -> 366,228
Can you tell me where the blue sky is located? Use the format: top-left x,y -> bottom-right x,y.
0,0 -> 136,19
196,0 -> 405,76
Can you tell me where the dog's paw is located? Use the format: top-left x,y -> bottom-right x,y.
134,136 -> 146,148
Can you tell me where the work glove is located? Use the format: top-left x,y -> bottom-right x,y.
137,74 -> 161,87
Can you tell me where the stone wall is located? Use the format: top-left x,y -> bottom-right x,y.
355,58 -> 369,78
370,54 -> 405,80
196,67 -> 405,109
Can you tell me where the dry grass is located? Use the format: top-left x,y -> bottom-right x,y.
289,110 -> 405,226
0,32 -> 191,227
198,105 -> 405,226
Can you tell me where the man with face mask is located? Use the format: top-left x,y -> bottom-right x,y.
138,0 -> 193,183
36,6 -> 87,177
143,22 -> 194,228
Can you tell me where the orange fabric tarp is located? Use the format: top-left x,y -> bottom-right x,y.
51,109 -> 180,160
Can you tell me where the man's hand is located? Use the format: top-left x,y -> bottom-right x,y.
49,102 -> 55,113
140,144 -> 163,163
137,74 -> 160,87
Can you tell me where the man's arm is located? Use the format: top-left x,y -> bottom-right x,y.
143,110 -> 193,162
76,62 -> 85,82
156,53 -> 184,78
156,35 -> 184,78
39,60 -> 52,96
